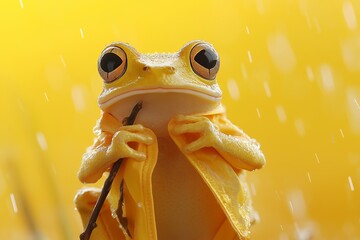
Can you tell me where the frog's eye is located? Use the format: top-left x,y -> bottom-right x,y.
98,46 -> 127,83
190,43 -> 220,80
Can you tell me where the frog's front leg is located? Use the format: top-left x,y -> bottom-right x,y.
78,124 -> 155,183
170,115 -> 265,171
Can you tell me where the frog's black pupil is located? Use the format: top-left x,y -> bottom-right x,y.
101,52 -> 123,73
194,49 -> 217,69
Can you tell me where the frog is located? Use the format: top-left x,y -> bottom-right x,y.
75,40 -> 265,240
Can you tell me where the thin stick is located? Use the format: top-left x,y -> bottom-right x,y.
80,101 -> 143,240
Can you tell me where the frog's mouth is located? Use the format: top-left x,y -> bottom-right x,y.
98,87 -> 222,110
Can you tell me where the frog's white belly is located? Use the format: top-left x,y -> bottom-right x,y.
152,137 -> 225,240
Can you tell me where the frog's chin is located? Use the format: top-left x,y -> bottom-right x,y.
100,89 -> 223,137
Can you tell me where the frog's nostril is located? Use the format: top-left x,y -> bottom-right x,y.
167,66 -> 176,73
162,66 -> 175,74
142,65 -> 175,74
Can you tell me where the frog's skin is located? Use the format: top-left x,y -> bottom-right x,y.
75,41 -> 265,240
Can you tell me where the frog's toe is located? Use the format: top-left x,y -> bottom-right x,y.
74,188 -> 101,212
183,137 -> 210,153
173,114 -> 206,123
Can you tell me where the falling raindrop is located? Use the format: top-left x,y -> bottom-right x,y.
343,1 -> 357,30
276,105 -> 287,123
313,18 -> 321,32
227,79 -> 240,100
36,132 -> 48,151
19,0 -> 24,8
289,201 -> 294,214
44,92 -> 49,102
355,98 -> 360,111
340,128 -> 345,138
267,33 -> 296,73
256,107 -> 261,119
307,171 -> 312,183
245,26 -> 250,34
319,64 -> 335,93
247,50 -> 253,63
346,88 -> 360,134
80,28 -> 84,39
60,55 -> 67,68
315,153 -> 320,164
299,0 -> 312,29
280,224 -> 284,231
348,176 -> 354,191
288,190 -> 307,219
10,193 -> 18,213
263,81 -> 271,98
137,202 -> 143,208
305,66 -> 314,81
294,119 -> 305,137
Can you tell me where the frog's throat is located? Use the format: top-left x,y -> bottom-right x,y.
99,87 -> 222,110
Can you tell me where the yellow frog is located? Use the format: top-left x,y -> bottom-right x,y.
75,40 -> 265,240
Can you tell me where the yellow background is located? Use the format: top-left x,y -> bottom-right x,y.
1,0 -> 359,239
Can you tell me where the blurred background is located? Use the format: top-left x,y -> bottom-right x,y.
0,0 -> 359,239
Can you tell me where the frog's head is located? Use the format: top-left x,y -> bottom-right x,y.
98,40 -> 223,136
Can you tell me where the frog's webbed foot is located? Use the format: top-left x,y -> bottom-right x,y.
75,188 -> 125,240
170,115 -> 222,153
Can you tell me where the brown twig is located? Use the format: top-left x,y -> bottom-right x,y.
80,101 -> 143,240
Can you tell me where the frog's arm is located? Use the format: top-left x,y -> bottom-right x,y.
78,130 -> 113,184
78,113 -> 154,183
169,113 -> 265,171
210,113 -> 265,170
